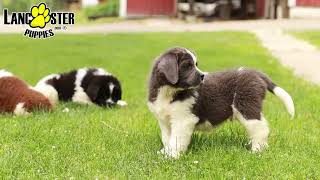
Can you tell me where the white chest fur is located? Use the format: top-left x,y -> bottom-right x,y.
148,86 -> 199,158
148,86 -> 198,124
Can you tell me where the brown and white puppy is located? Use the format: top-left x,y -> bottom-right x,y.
148,47 -> 294,159
0,70 -> 52,115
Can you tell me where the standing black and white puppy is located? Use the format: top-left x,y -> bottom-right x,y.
35,68 -> 127,107
148,47 -> 294,159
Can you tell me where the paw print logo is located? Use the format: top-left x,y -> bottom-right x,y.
29,3 -> 51,28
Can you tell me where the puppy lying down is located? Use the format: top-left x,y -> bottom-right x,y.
148,47 -> 295,158
0,70 -> 52,115
35,68 -> 127,108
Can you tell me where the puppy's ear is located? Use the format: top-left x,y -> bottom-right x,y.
158,53 -> 179,84
113,85 -> 122,100
87,82 -> 100,101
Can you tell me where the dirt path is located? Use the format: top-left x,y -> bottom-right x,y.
253,29 -> 320,84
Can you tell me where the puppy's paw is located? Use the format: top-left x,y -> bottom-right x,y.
251,142 -> 268,153
157,148 -> 166,155
14,103 -> 31,116
157,148 -> 180,159
62,107 -> 70,113
117,100 -> 127,107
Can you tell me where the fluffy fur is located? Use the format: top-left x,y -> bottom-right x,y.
148,47 -> 295,159
35,68 -> 127,107
0,70 -> 52,115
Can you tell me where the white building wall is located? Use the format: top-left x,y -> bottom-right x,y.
285,0 -> 320,19
82,0 -> 99,7
291,7 -> 320,18
119,0 -> 127,17
288,0 -> 296,7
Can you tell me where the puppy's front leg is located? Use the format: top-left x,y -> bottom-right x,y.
165,116 -> 198,159
158,117 -> 171,149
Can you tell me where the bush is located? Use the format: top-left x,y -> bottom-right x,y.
2,0 -> 65,12
3,0 -> 31,12
84,0 -> 119,19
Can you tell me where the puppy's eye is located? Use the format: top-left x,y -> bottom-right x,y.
184,63 -> 192,69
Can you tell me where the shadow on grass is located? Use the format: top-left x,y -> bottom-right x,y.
188,124 -> 249,153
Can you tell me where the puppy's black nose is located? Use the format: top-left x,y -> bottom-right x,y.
200,74 -> 205,81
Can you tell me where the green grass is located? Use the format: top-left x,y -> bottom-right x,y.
74,10 -> 123,25
0,32 -> 319,179
291,31 -> 320,47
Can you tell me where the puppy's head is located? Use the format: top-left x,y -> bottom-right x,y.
86,76 -> 122,107
156,47 -> 204,89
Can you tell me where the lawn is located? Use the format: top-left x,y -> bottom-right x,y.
291,31 -> 320,47
0,32 -> 319,179
74,10 -> 123,25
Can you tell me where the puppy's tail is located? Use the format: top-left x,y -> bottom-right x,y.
257,72 -> 295,119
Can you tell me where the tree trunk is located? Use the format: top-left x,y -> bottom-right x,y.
188,0 -> 194,15
280,0 -> 290,18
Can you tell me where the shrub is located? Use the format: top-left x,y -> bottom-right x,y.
3,0 -> 31,12
2,0 -> 65,12
84,0 -> 119,19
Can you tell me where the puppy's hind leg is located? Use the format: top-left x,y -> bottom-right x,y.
232,106 -> 269,152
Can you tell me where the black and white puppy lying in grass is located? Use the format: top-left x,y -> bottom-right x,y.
148,47 -> 294,159
35,68 -> 127,108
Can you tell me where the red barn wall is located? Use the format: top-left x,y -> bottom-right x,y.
297,0 -> 320,7
127,0 -> 176,16
256,0 -> 265,17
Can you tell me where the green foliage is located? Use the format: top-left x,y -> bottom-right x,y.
2,0 -> 65,12
1,0 -> 119,17
0,32 -> 319,178
3,0 -> 31,12
42,0 -> 65,11
84,0 -> 119,18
